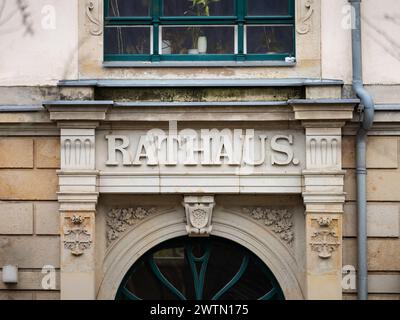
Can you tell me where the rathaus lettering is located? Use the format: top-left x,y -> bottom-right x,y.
105,129 -> 300,167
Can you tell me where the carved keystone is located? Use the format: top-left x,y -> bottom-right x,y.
182,195 -> 215,237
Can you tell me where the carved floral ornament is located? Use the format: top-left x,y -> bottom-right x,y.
106,207 -> 157,246
310,217 -> 340,259
243,207 -> 294,247
63,215 -> 92,256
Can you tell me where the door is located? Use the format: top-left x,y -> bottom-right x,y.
116,236 -> 284,300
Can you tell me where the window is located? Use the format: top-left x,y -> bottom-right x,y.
104,0 -> 295,63
116,236 -> 284,300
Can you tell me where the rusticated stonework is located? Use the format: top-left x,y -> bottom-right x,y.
63,215 -> 92,256
243,208 -> 294,246
310,217 -> 340,259
106,207 -> 156,246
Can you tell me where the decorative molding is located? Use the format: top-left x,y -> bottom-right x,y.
86,0 -> 103,36
61,129 -> 95,170
63,215 -> 92,256
306,135 -> 341,169
310,217 -> 340,259
296,0 -> 315,34
243,208 -> 294,246
106,207 -> 157,246
182,195 -> 215,237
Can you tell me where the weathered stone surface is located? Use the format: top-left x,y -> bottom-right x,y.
0,202 -> 33,234
0,138 -> 33,168
344,168 -> 400,201
342,136 -> 398,169
344,169 -> 357,201
343,202 -> 400,237
343,239 -> 400,271
0,236 -> 60,268
0,291 -> 33,300
35,137 -> 60,169
35,291 -> 60,300
343,274 -> 400,294
368,275 -> 400,293
0,271 -> 60,290
305,86 -> 342,99
343,293 -> 400,300
0,170 -> 58,200
35,202 -> 60,235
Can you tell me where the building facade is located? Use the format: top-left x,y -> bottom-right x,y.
0,0 -> 399,300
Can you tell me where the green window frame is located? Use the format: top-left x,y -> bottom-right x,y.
104,0 -> 296,63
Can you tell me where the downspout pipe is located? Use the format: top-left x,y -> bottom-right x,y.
349,0 -> 375,300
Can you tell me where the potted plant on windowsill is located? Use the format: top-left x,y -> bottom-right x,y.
186,0 -> 221,54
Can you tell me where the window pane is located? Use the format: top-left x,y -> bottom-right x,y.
247,0 -> 290,16
246,26 -> 294,54
161,26 -> 234,54
108,0 -> 151,17
104,26 -> 151,54
163,0 -> 234,16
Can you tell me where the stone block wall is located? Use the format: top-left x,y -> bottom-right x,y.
342,135 -> 400,300
0,137 -> 60,299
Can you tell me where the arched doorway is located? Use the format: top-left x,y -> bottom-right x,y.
116,236 -> 284,300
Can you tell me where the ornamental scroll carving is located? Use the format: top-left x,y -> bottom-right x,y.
243,208 -> 294,246
63,215 -> 92,256
106,207 -> 156,246
86,0 -> 102,36
310,217 -> 340,259
296,0 -> 315,34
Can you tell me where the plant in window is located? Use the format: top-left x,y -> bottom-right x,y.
184,0 -> 220,54
186,0 -> 221,16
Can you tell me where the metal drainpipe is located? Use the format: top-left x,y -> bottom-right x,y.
349,0 -> 375,300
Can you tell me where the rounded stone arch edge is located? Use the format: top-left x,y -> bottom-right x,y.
97,208 -> 304,300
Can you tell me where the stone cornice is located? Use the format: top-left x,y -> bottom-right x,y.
44,100 -> 112,123
289,99 -> 358,124
42,99 -> 360,124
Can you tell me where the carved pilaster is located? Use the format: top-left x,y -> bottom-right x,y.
290,99 -> 357,300
182,195 -> 215,237
60,211 -> 96,299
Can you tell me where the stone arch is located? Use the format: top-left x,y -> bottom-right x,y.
97,207 -> 304,300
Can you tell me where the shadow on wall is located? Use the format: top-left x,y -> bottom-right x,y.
363,13 -> 400,62
0,0 -> 34,36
